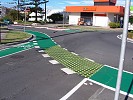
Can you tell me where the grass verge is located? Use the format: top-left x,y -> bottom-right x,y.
45,45 -> 103,78
1,30 -> 31,44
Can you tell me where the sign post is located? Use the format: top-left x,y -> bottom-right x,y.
114,0 -> 131,100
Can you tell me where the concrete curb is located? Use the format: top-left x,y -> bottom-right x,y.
0,35 -> 34,50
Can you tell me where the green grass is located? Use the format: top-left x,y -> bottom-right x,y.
45,45 -> 103,78
1,31 -> 31,44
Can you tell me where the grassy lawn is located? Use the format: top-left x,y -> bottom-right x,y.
1,30 -> 31,44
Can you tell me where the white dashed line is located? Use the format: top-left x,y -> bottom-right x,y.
71,52 -> 78,55
33,41 -> 37,43
34,46 -> 40,48
33,43 -> 38,45
61,68 -> 76,75
38,50 -> 44,53
49,60 -> 59,64
42,54 -> 50,58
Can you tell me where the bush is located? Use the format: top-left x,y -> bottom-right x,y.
109,22 -> 120,28
129,18 -> 133,24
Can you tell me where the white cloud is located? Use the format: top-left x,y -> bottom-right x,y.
116,0 -> 125,6
81,0 -> 93,5
64,1 -> 81,5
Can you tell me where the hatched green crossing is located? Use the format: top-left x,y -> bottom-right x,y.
45,45 -> 103,78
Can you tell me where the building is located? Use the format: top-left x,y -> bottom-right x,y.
28,12 -> 43,21
66,0 -> 124,27
0,6 -> 7,18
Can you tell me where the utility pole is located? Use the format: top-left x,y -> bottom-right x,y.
114,0 -> 131,100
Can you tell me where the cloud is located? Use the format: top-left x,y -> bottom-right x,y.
116,0 -> 125,6
81,0 -> 94,5
64,0 -> 94,5
64,1 -> 81,5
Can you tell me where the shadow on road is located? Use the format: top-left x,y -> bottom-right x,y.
124,79 -> 133,100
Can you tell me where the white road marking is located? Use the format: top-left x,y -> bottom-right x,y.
84,82 -> 88,85
61,68 -> 76,75
34,46 -> 40,48
0,48 -> 33,59
84,58 -> 95,62
89,82 -> 93,85
33,43 -> 38,45
60,78 -> 88,100
38,50 -> 44,53
42,54 -> 50,58
88,78 -> 133,98
105,65 -> 133,75
33,41 -> 37,43
71,52 -> 78,55
63,48 -> 68,50
49,60 -> 59,64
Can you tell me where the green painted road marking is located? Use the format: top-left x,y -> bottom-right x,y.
90,65 -> 133,94
45,45 -> 103,78
0,30 -> 56,58
0,42 -> 34,58
26,30 -> 56,49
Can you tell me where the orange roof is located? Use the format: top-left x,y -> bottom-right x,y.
66,6 -> 124,14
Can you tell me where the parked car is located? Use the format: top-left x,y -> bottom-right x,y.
3,19 -> 13,25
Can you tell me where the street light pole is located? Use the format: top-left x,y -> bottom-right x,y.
63,10 -> 64,28
45,1 -> 46,22
114,0 -> 131,100
18,0 -> 19,20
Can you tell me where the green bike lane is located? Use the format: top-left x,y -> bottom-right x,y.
90,65 -> 133,97
0,30 -> 133,97
0,30 -> 56,58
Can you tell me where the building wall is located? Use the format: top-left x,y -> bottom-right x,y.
108,13 -> 114,23
69,12 -> 80,25
93,12 -> 108,27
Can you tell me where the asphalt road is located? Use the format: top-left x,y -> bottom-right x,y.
27,27 -> 133,72
0,25 -> 132,100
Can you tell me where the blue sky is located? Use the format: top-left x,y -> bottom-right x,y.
1,0 -> 133,10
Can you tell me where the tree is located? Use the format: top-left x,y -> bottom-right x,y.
47,13 -> 63,23
21,0 -> 48,22
30,6 -> 43,13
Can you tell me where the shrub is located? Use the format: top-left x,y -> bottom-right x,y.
15,20 -> 23,23
109,22 -> 120,28
129,17 -> 133,24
